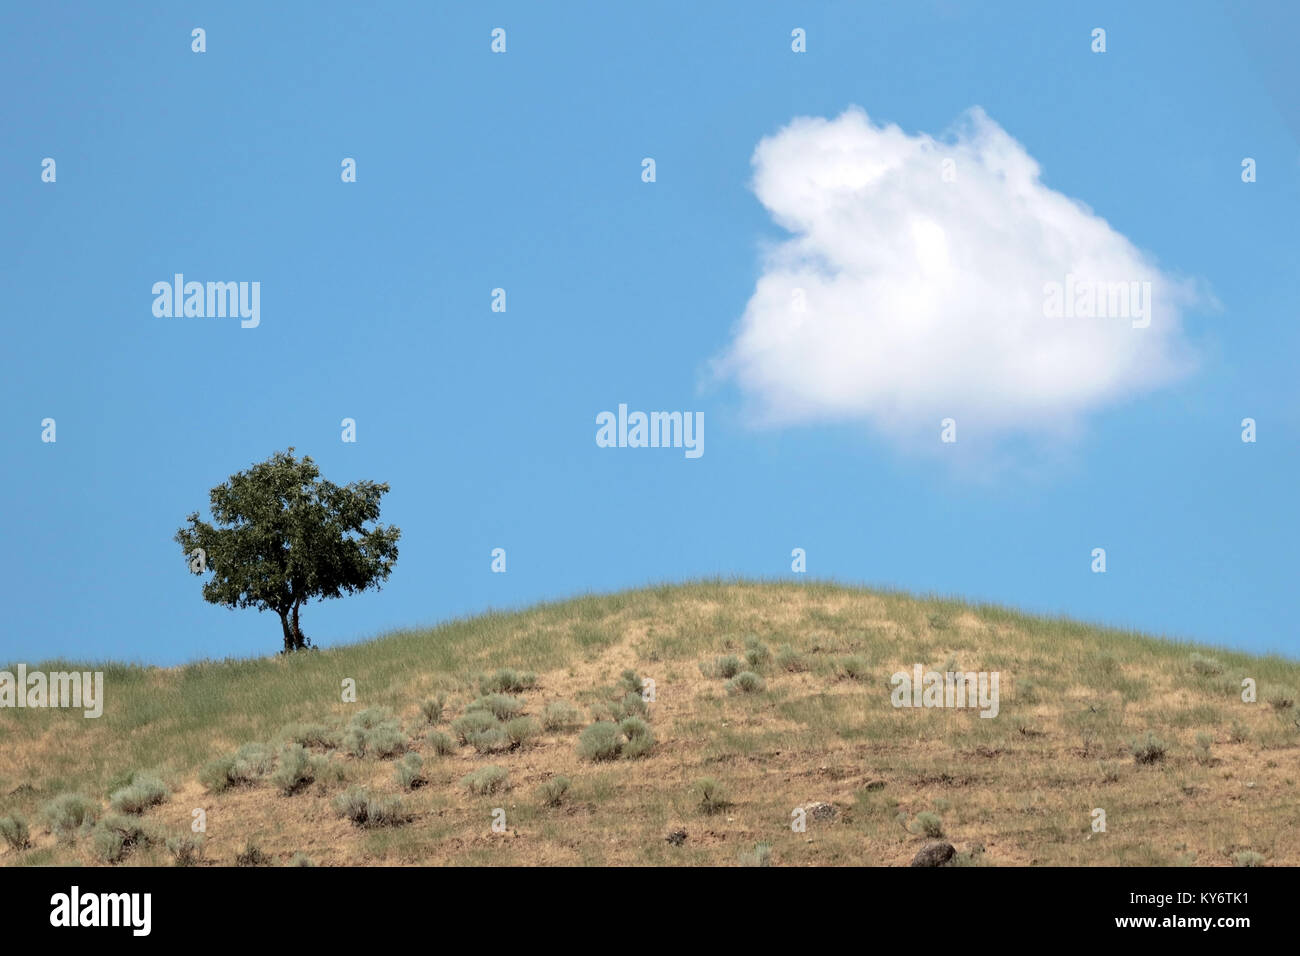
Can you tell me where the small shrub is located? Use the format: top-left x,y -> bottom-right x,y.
740,841 -> 772,867
236,840 -> 269,866
1233,850 -> 1265,867
1189,652 -> 1223,676
461,765 -> 509,796
271,744 -> 317,795
109,772 -> 169,814
711,655 -> 742,679
419,695 -> 446,724
1267,688 -> 1295,711
1229,720 -> 1250,744
776,645 -> 807,672
479,669 -> 536,695
611,691 -> 648,721
578,721 -> 624,761
0,815 -> 30,851
725,671 -> 766,695
840,656 -> 871,681
541,699 -> 582,731
466,726 -> 510,754
693,777 -> 731,815
166,834 -> 204,866
394,753 -> 425,790
1130,732 -> 1168,765
505,716 -> 541,746
288,852 -> 316,867
333,787 -> 408,828
280,722 -> 339,749
200,743 -> 275,793
344,710 -> 407,758
40,793 -> 99,840
914,812 -> 944,838
425,729 -> 456,756
468,694 -> 525,721
618,669 -> 644,696
619,716 -> 656,758
91,814 -> 155,864
744,637 -> 771,670
1194,732 -> 1214,765
452,710 -> 501,744
538,775 -> 571,807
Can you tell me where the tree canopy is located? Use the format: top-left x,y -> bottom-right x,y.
175,449 -> 400,652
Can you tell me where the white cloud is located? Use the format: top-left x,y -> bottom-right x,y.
715,106 -> 1200,444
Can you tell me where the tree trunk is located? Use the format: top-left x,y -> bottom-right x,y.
291,601 -> 307,650
279,610 -> 295,653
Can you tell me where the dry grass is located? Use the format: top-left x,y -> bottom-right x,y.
2,579 -> 1298,866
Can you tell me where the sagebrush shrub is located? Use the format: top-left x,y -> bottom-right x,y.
394,753 -> 425,790
693,777 -> 731,815
1189,652 -> 1223,676
280,722 -> 339,749
425,729 -> 456,755
91,814 -> 155,864
236,840 -> 269,866
271,744 -> 316,795
40,792 -> 99,840
479,669 -> 536,695
505,716 -> 540,746
577,721 -> 624,761
419,695 -> 446,724
333,787 -> 408,827
541,699 -> 582,731
711,655 -> 742,679
618,716 -> 656,758
289,852 -> 316,867
109,772 -> 169,814
618,669 -> 644,696
840,656 -> 871,681
344,708 -> 407,758
452,711 -> 500,744
461,765 -> 509,795
914,812 -> 944,838
611,691 -> 648,721
0,815 -> 30,851
725,671 -> 766,694
200,742 -> 275,793
1130,732 -> 1168,765
467,694 -> 525,721
538,775 -> 571,807
1233,850 -> 1265,867
744,637 -> 771,670
166,834 -> 204,866
776,645 -> 808,672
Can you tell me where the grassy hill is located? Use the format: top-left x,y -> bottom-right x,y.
2,580 -> 1298,867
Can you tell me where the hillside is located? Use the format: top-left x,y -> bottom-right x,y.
2,580 -> 1298,867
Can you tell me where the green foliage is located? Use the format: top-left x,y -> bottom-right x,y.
776,645 -> 808,672
174,448 -> 400,652
91,814 -> 157,864
288,852 -> 316,867
541,699 -> 582,731
505,716 -> 541,746
914,812 -> 944,838
619,716 -> 656,758
199,742 -> 275,793
478,669 -> 537,695
693,777 -> 731,815
271,744 -> 316,795
109,772 -> 169,814
40,793 -> 99,840
618,669 -> 644,696
394,753 -> 425,790
740,841 -> 772,867
1233,850 -> 1265,867
236,840 -> 269,866
840,655 -> 871,681
611,691 -> 648,721
710,655 -> 743,679
1189,652 -> 1223,676
538,775 -> 571,807
452,710 -> 500,743
744,637 -> 771,670
424,729 -> 456,755
419,695 -> 445,724
166,834 -> 204,866
344,708 -> 407,758
461,765 -> 509,795
725,671 -> 766,694
1130,731 -> 1168,765
0,815 -> 30,851
467,694 -> 525,721
333,787 -> 408,828
577,721 -> 624,761
279,722 -> 339,749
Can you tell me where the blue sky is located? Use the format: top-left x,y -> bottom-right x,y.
1,1 -> 1297,666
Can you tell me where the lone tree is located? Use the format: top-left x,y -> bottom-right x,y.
175,449 -> 400,652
